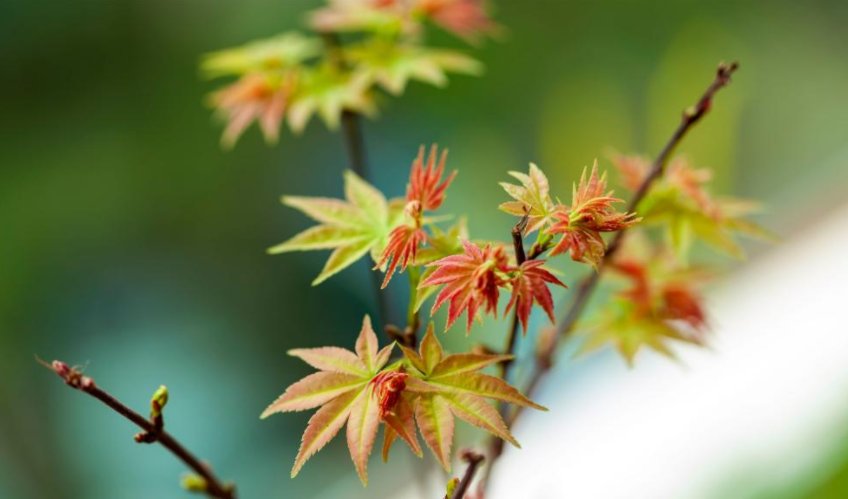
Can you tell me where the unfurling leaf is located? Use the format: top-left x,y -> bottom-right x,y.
547,160 -> 639,266
268,171 -> 404,285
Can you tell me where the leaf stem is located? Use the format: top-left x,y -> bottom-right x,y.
43,359 -> 235,499
480,61 -> 739,494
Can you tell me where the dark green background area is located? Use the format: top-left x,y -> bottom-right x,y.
2,1 -> 847,497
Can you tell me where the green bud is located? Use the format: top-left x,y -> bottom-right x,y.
181,473 -> 207,493
151,385 -> 169,417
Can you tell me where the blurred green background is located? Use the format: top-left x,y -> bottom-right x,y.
2,0 -> 847,497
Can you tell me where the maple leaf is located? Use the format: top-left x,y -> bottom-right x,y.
261,316 -> 419,485
417,0 -> 497,42
287,64 -> 376,134
420,240 -> 510,332
208,73 -> 295,148
376,223 -> 427,288
268,170 -> 405,285
201,32 -> 321,78
309,0 -> 415,35
611,154 -> 774,260
505,260 -> 566,333
399,324 -> 546,470
377,145 -> 459,288
499,163 -> 557,234
547,161 -> 639,266
581,235 -> 710,364
348,40 -> 482,96
407,144 -> 458,212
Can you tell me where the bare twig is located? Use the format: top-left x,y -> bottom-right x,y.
450,450 -> 485,499
43,359 -> 235,499
480,61 -> 740,494
497,213 -> 530,380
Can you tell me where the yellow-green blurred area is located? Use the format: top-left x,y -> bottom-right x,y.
2,0 -> 847,498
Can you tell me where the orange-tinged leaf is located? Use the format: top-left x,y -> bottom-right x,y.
414,394 -> 454,471
291,387 -> 361,478
443,392 -> 519,448
346,387 -> 381,485
505,260 -> 566,334
288,346 -> 368,376
429,373 -> 547,410
381,426 -> 398,462
261,372 -> 365,416
429,353 -> 512,379
356,315 -> 380,372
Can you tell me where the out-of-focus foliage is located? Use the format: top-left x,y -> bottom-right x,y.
202,0 -> 494,147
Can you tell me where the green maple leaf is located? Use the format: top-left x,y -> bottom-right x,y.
201,32 -> 321,78
268,170 -> 405,285
287,63 -> 377,133
399,324 -> 546,471
499,163 -> 557,234
347,40 -> 483,96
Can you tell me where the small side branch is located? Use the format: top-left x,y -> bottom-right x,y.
44,359 -> 236,499
449,450 -> 485,499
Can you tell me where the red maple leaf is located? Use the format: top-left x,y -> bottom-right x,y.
420,240 -> 509,332
407,144 -> 457,212
377,224 -> 427,288
212,73 -> 293,148
506,260 -> 566,333
548,162 -> 638,266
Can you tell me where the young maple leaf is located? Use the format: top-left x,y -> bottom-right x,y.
376,145 -> 457,288
420,240 -> 510,333
505,260 -> 566,333
499,163 -> 557,234
286,64 -> 376,134
417,0 -> 497,42
261,316 -> 421,485
547,161 -> 639,266
399,324 -> 547,470
376,223 -> 428,288
268,170 -> 405,285
581,235 -> 710,364
407,144 -> 458,212
309,0 -> 415,35
611,154 -> 774,260
348,40 -> 483,96
209,73 -> 294,149
201,32 -> 321,78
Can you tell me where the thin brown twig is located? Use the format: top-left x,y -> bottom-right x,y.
480,61 -> 740,494
450,450 -> 485,499
43,359 -> 235,499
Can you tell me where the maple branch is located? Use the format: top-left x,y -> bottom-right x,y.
450,450 -> 485,499
322,32 -> 390,331
43,359 -> 236,499
480,60 -> 739,494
